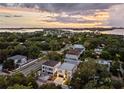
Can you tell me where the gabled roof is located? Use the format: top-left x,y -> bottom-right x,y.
42,60 -> 60,67
8,55 -> 27,60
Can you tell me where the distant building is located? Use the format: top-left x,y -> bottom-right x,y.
57,62 -> 77,79
7,55 -> 27,66
94,48 -> 102,55
97,59 -> 112,71
73,44 -> 85,51
42,60 -> 61,75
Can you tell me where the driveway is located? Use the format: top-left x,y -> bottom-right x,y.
54,77 -> 64,85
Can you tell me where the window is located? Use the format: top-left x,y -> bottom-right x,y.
49,68 -> 53,71
59,75 -> 64,78
48,72 -> 53,74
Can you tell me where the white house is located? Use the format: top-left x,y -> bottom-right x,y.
64,44 -> 85,64
64,49 -> 81,64
42,60 -> 61,75
57,62 -> 77,79
7,55 -> 27,66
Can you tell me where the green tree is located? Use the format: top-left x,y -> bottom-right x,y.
7,72 -> 28,86
7,84 -> 32,89
39,83 -> 61,89
47,52 -> 63,61
0,76 -> 7,89
26,71 -> 38,89
70,58 -> 111,89
110,61 -> 120,76
112,80 -> 124,89
101,50 -> 111,60
28,45 -> 40,59
2,59 -> 15,71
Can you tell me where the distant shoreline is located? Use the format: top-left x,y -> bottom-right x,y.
0,27 -> 123,31
0,28 -> 124,36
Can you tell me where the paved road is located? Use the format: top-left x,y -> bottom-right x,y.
19,61 -> 43,76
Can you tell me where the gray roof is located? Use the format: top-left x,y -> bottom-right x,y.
66,49 -> 81,56
42,60 -> 60,67
8,55 -> 27,60
59,62 -> 76,71
73,44 -> 85,49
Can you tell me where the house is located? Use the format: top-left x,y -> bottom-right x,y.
57,62 -> 77,79
64,44 -> 85,64
64,49 -> 81,64
97,59 -> 112,71
42,60 -> 61,75
73,44 -> 85,54
7,55 -> 27,66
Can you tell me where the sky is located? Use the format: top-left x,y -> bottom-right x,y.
0,3 -> 123,28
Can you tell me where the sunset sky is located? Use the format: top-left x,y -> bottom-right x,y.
0,3 -> 123,28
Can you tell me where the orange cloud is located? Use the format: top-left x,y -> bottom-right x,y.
0,7 -> 110,28
82,11 -> 109,21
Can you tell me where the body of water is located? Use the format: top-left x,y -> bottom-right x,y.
100,29 -> 124,36
0,28 -> 124,36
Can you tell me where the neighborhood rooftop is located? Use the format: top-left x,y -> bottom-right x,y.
98,59 -> 112,65
59,62 -> 76,71
42,60 -> 60,67
66,49 -> 81,55
8,55 -> 27,60
73,44 -> 84,49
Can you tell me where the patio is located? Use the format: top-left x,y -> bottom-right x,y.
54,77 -> 64,85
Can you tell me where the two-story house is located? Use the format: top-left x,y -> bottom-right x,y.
64,48 -> 82,64
73,44 -> 85,54
57,62 -> 77,79
42,60 -> 61,75
64,44 -> 85,64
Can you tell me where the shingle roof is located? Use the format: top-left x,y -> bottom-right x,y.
42,60 -> 60,67
66,49 -> 81,56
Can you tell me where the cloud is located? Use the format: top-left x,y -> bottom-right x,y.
107,4 -> 124,27
0,3 -> 117,12
0,3 -> 123,28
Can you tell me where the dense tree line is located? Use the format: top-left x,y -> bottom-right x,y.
69,58 -> 124,89
0,72 -> 38,89
0,31 -> 66,63
0,31 -> 124,62
0,72 -> 62,89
